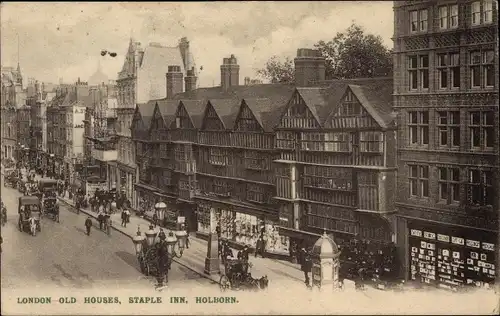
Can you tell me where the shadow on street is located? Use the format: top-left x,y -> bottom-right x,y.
115,251 -> 142,273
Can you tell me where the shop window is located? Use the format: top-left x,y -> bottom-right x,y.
438,167 -> 460,204
409,165 -> 429,198
467,169 -> 494,207
437,111 -> 460,148
469,111 -> 494,150
360,131 -> 383,153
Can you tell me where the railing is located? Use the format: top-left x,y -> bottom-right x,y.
169,129 -> 198,143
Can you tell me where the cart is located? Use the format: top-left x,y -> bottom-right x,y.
18,196 -> 42,236
219,259 -> 268,291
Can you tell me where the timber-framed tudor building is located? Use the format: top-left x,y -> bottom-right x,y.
131,50 -> 400,270
393,0 -> 498,289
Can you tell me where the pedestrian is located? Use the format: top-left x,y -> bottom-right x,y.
85,216 -> 92,236
152,212 -> 158,228
185,222 -> 190,249
216,223 -> 221,240
300,248 -> 312,287
124,209 -> 130,227
121,210 -> 126,227
255,236 -> 265,258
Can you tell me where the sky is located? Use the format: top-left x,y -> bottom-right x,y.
1,2 -> 394,88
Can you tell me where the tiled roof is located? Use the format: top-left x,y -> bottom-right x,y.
173,84 -> 295,131
178,99 -> 206,128
207,98 -> 240,129
309,77 -> 394,127
296,87 -> 328,124
136,101 -> 156,128
147,98 -> 179,126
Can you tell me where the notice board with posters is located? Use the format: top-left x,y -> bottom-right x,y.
409,224 -> 496,290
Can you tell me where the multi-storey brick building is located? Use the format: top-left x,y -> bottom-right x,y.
115,37 -> 196,208
1,67 -> 20,161
46,80 -> 88,181
393,0 -> 498,289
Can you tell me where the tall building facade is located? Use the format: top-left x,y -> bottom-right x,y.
393,0 -> 498,289
114,37 -> 195,207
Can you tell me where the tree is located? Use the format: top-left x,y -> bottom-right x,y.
256,56 -> 295,84
314,23 -> 392,79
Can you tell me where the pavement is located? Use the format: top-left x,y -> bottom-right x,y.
0,175 -> 213,290
55,191 -> 307,287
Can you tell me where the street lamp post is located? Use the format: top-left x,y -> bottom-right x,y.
154,201 -> 167,227
132,226 -> 146,273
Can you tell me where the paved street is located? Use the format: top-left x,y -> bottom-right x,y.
0,179 -> 214,290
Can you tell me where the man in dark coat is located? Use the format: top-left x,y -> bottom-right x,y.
85,217 -> 93,236
152,212 -> 158,228
301,248 -> 312,286
255,236 -> 265,258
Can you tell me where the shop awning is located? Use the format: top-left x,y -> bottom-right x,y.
277,226 -> 322,240
134,183 -> 159,193
195,195 -> 278,219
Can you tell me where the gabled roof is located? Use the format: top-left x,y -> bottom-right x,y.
309,77 -> 394,128
136,102 -> 156,128
173,84 -> 295,131
296,87 -> 328,124
348,80 -> 394,129
145,98 -> 178,127
178,99 -> 206,128
207,98 -> 240,129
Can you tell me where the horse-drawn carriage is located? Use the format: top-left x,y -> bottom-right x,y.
3,168 -> 20,188
39,180 -> 60,222
219,258 -> 269,292
18,196 -> 42,236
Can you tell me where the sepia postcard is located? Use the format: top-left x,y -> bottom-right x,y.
1,1 -> 499,315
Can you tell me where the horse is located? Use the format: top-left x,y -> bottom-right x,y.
29,217 -> 37,236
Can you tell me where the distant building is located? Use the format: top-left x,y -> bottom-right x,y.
88,61 -> 109,86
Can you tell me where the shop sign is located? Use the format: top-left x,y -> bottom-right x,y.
279,217 -> 289,222
410,229 -> 422,237
423,231 -> 436,240
466,239 -> 480,248
482,242 -> 495,251
437,234 -> 450,242
451,236 -> 465,245
177,216 -> 185,224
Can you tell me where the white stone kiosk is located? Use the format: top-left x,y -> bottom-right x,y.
311,232 -> 341,290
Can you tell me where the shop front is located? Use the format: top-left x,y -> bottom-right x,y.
406,220 -> 496,290
195,200 -> 288,255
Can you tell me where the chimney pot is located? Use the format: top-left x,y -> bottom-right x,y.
166,65 -> 183,99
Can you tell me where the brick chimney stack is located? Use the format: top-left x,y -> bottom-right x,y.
294,48 -> 325,87
184,67 -> 197,92
166,65 -> 183,99
220,54 -> 239,90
